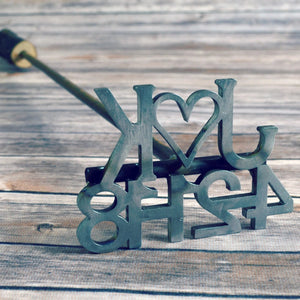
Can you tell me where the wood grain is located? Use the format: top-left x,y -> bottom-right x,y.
0,244 -> 299,296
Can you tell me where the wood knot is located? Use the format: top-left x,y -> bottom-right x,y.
37,223 -> 54,232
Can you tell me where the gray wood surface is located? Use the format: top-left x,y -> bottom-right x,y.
0,0 -> 299,298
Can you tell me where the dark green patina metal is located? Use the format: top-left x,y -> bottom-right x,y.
77,80 -> 292,253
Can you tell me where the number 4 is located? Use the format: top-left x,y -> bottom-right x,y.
243,164 -> 293,229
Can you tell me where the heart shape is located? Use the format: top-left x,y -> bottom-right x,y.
153,89 -> 223,168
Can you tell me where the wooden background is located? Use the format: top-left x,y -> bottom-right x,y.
0,0 -> 299,299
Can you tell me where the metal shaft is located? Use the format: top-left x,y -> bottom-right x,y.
19,51 -> 174,160
20,51 -> 115,125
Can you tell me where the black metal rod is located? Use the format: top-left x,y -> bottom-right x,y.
85,155 -> 234,184
20,51 -> 116,125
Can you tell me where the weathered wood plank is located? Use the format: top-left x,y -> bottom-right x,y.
0,132 -> 300,159
3,12 -> 300,36
0,243 -> 299,297
1,50 -> 300,82
33,49 -> 300,74
0,156 -> 299,196
0,10 -> 299,58
2,69 -> 299,97
0,132 -> 299,160
0,78 -> 299,135
1,0 -> 300,14
1,290 -> 198,300
0,290 -> 229,300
